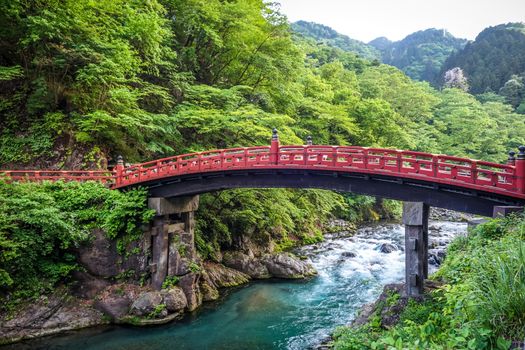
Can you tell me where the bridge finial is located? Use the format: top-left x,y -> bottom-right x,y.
518,146 -> 525,160
306,135 -> 312,146
272,128 -> 278,140
117,155 -> 124,166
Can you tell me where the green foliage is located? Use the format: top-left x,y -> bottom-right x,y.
0,181 -> 153,310
161,276 -> 180,289
195,189 -> 348,256
147,303 -> 167,319
333,290 -> 508,350
499,74 -> 525,108
188,261 -> 201,273
474,242 -> 525,339
164,0 -> 302,113
334,214 -> 525,349
0,0 -> 181,161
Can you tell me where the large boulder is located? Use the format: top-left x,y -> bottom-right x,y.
1,289 -> 106,344
199,271 -> 220,302
77,229 -> 120,278
161,287 -> 187,313
178,273 -> 203,312
341,251 -> 357,258
204,262 -> 251,288
76,230 -> 148,280
262,253 -> 317,279
93,284 -> 144,320
94,294 -> 131,320
130,291 -> 163,317
93,283 -> 145,321
71,271 -> 112,299
428,249 -> 447,266
378,243 -> 398,254
223,251 -> 271,279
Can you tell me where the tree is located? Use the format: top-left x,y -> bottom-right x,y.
443,67 -> 469,91
499,75 -> 525,107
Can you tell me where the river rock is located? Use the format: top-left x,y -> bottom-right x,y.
161,287 -> 187,313
341,251 -> 357,258
428,249 -> 446,266
94,294 -> 131,320
351,283 -> 408,328
223,251 -> 271,279
430,207 -> 472,222
71,271 -> 112,299
262,253 -> 317,279
93,284 -> 144,320
77,229 -> 120,278
199,270 -> 220,301
378,243 -> 398,253
178,273 -> 203,312
75,229 -> 148,281
1,289 -> 106,344
130,291 -> 163,317
428,254 -> 439,266
429,224 -> 441,232
204,262 -> 251,288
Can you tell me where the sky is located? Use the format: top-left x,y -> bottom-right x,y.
276,0 -> 525,42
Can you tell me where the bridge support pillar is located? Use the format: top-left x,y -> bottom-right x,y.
402,202 -> 429,297
492,206 -> 523,218
148,196 -> 199,290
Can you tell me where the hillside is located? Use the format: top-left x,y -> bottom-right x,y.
440,23 -> 525,101
292,20 -> 381,61
369,29 -> 467,82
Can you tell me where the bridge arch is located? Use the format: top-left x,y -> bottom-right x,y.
138,168 -> 523,217
112,130 -> 525,217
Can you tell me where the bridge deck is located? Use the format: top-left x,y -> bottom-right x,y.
2,133 -> 525,203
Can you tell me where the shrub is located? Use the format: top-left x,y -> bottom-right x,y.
0,180 -> 153,310
472,242 -> 525,339
162,276 -> 180,289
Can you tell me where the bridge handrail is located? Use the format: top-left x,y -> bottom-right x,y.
1,133 -> 524,199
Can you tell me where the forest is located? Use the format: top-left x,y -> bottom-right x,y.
295,20 -> 525,113
1,0 -> 525,348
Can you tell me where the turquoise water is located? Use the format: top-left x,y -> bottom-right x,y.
8,222 -> 465,350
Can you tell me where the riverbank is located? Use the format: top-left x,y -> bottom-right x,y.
331,213 -> 525,349
0,185 -> 468,348
1,219 -> 468,349
0,250 -> 317,345
0,182 -> 327,345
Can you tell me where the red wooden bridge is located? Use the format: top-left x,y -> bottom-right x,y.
2,129 -> 525,216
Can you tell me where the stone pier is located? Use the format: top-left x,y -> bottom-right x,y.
402,202 -> 429,297
147,196 -> 199,293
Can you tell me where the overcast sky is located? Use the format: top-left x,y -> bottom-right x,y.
276,0 -> 525,42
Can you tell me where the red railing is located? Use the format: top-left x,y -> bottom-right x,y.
1,137 -> 524,199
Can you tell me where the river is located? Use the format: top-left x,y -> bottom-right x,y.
9,221 -> 466,350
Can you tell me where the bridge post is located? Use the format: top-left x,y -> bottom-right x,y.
147,196 -> 200,290
270,128 -> 280,164
114,155 -> 124,186
402,202 -> 429,297
516,146 -> 525,194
